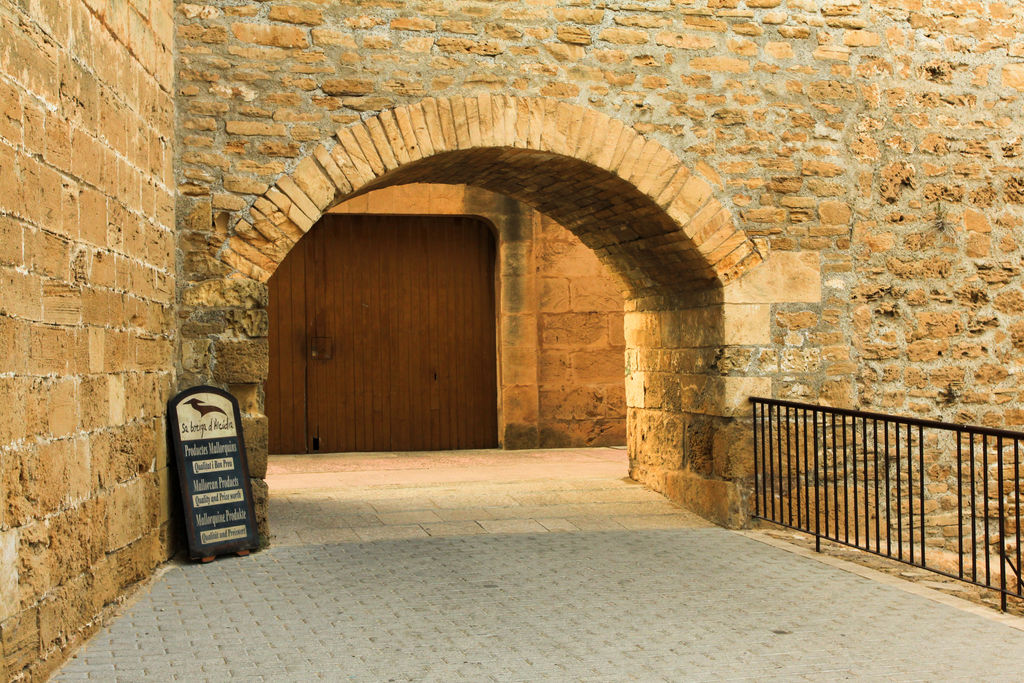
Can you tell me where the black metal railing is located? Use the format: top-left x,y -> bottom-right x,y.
751,397 -> 1024,611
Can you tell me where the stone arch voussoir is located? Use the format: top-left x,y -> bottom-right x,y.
213,96 -> 762,301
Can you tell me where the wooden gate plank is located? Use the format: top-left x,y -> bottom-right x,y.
266,236 -> 308,454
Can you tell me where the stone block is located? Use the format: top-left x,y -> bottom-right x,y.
177,196 -> 211,237
570,276 -> 622,312
501,240 -> 532,277
9,440 -> 77,522
105,479 -> 152,552
538,349 -> 571,384
0,266 -> 42,321
819,200 -> 851,224
564,417 -> 626,447
540,312 -> 606,347
45,506 -> 95,590
722,304 -> 771,345
623,311 -> 660,348
502,423 -> 539,449
536,238 -> 593,276
538,277 -> 569,312
599,27 -> 647,45
107,374 -> 126,426
683,417 -> 715,476
723,251 -> 821,304
291,156 -> 336,210
689,56 -> 750,73
37,578 -> 89,655
502,385 -> 538,424
501,274 -> 533,313
0,216 -> 23,270
15,518 -> 49,609
643,372 -> 681,411
213,339 -> 269,383
242,414 -> 268,479
609,314 -> 625,347
539,385 -> 606,421
228,383 -> 261,414
0,377 -> 29,445
268,6 -> 322,25
251,478 -> 269,543
0,529 -> 17,621
1003,63 -> 1024,90
226,309 -> 269,337
571,350 -> 623,384
628,408 -> 684,470
603,383 -> 626,416
661,471 -> 746,528
712,420 -> 755,479
180,338 -> 211,373
156,466 -> 175,527
87,555 -> 118,612
721,376 -> 772,416
108,532 -> 158,594
501,346 -> 538,386
538,424 -> 573,448
182,278 -> 268,308
311,28 -> 357,46
230,23 -> 309,48
625,371 -> 644,408
1,607 -> 40,677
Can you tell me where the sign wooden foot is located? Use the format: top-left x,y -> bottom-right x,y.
200,556 -> 215,563
236,550 -> 250,557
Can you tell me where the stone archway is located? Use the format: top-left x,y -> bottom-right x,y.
186,96 -> 821,534
211,96 -> 760,293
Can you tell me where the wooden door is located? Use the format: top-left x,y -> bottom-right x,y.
267,214 -> 498,453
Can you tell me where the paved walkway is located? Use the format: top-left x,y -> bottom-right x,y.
55,448 -> 1024,681
267,447 -> 710,545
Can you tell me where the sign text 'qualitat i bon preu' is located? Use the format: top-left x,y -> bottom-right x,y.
168,386 -> 258,560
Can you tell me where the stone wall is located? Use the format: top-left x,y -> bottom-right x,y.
0,0 -> 175,679
171,2 -> 1024,532
535,213 -> 627,447
327,183 -> 626,449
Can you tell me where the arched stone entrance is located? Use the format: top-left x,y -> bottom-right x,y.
180,96 -> 821,535
212,96 -> 759,295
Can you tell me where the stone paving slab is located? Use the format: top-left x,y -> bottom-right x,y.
266,448 -> 705,548
53,448 -> 1024,681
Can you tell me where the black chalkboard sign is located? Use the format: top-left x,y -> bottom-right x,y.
168,386 -> 258,560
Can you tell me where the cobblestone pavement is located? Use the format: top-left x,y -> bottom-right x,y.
55,448 -> 1024,681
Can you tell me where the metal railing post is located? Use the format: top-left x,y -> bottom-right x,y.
997,435 -> 1006,612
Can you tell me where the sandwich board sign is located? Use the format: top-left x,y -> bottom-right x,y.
168,386 -> 258,561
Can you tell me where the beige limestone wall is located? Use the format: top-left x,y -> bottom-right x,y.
328,183 -> 626,449
0,0 -> 176,679
172,1 -> 1024,531
173,0 -> 1024,415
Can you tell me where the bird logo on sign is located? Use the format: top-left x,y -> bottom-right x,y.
183,398 -> 228,418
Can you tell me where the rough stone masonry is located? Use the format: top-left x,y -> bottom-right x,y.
1,0 -> 175,680
4,0 -> 1024,679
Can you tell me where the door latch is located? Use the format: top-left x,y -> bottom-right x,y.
310,336 -> 333,360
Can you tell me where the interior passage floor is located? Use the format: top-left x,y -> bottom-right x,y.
55,448 -> 1024,682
